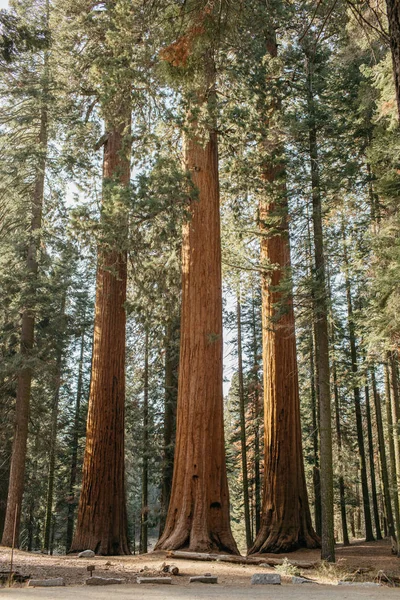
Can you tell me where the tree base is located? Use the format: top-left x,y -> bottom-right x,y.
69,536 -> 130,556
248,527 -> 321,555
155,526 -> 239,555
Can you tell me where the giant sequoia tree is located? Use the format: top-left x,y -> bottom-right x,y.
155,3 -> 238,554
248,5 -> 319,554
69,0 -> 134,555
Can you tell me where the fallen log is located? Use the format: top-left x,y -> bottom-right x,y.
166,550 -> 318,569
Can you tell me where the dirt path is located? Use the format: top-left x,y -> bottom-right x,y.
1,538 -> 399,592
1,584 -> 400,600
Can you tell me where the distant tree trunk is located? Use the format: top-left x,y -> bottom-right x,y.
140,329 -> 149,555
70,103 -> 131,555
365,383 -> 382,540
0,437 -> 11,540
27,496 -> 35,552
43,303 -> 65,553
66,329 -> 86,553
306,214 -> 322,537
332,350 -> 350,546
389,351 -> 400,505
306,53 -> 335,561
155,58 -> 238,554
237,297 -> 252,550
159,318 -> 179,535
1,81 -> 48,548
384,361 -> 400,555
310,329 -> 322,537
385,0 -> 400,121
249,27 -> 319,556
250,291 -> 261,535
373,367 -> 397,550
341,226 -> 374,542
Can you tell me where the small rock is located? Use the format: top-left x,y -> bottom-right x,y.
190,576 -> 218,584
28,578 -> 65,587
86,577 -> 124,586
251,573 -> 281,585
105,561 -> 112,566
137,577 -> 172,584
204,572 -> 212,577
292,576 -> 311,584
78,549 -> 95,558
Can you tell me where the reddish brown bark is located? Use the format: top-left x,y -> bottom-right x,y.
155,124 -> 238,554
70,111 -> 131,555
249,21 -> 319,555
249,185 -> 319,554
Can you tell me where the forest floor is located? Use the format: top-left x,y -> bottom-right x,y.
0,538 -> 399,592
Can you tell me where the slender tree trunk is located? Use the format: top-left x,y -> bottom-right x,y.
66,329 -> 86,553
70,102 -> 131,555
389,351 -> 400,505
306,54 -> 335,561
310,330 -> 322,537
155,60 -> 238,553
250,291 -> 261,535
365,383 -> 382,540
384,361 -> 400,555
372,368 -> 396,550
160,318 -> 179,535
237,298 -> 252,550
341,225 -> 374,542
43,309 -> 64,553
385,0 -> 400,121
140,329 -> 149,554
0,437 -> 11,540
27,497 -> 35,552
1,76 -> 48,548
306,211 -> 322,537
332,351 -> 350,546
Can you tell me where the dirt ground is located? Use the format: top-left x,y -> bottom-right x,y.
0,538 -> 399,589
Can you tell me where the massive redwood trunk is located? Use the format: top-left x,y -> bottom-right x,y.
70,110 -> 131,555
249,19 -> 319,555
155,123 -> 238,554
249,187 -> 319,554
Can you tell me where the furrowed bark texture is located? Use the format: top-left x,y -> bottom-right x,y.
249,184 -> 319,554
1,99 -> 48,548
386,0 -> 400,121
249,22 -> 319,555
70,115 -> 131,556
155,127 -> 238,554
